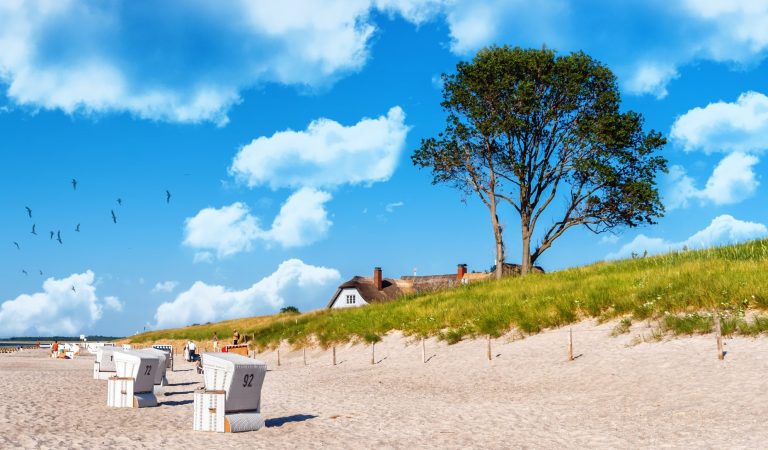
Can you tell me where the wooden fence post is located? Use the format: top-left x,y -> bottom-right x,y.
303,347 -> 307,366
371,343 -> 375,365
277,347 -> 281,367
568,328 -> 574,361
486,335 -> 491,361
421,337 -> 426,364
714,312 -> 724,360
332,346 -> 336,366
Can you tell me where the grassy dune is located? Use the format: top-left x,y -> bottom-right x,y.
127,239 -> 768,349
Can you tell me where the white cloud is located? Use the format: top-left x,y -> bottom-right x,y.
0,270 -> 115,336
154,259 -> 341,329
103,296 -> 124,312
184,188 -> 332,259
624,62 -> 679,99
420,1 -> 768,98
606,215 -> 767,259
0,2 -> 437,124
599,234 -> 620,245
385,201 -> 405,213
230,106 -> 409,190
666,152 -> 759,209
671,91 -> 768,154
152,281 -> 179,294
265,188 -> 332,247
183,202 -> 260,258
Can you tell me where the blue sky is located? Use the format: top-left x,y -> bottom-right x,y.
2,1 -> 768,337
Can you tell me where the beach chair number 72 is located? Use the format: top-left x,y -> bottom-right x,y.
243,373 -> 254,387
144,365 -> 152,376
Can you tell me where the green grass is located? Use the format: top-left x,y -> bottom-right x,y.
127,239 -> 768,349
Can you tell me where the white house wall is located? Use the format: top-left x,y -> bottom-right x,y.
331,288 -> 368,309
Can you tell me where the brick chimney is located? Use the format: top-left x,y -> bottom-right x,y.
373,267 -> 383,290
457,264 -> 467,281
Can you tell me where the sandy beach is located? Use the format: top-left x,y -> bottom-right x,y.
1,321 -> 767,449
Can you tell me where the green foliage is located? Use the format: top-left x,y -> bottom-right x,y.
413,46 -> 667,273
127,239 -> 768,348
280,306 -> 300,314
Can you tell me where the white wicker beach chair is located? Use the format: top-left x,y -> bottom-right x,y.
193,353 -> 267,432
108,350 -> 161,408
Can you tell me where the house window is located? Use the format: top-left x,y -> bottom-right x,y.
346,294 -> 356,304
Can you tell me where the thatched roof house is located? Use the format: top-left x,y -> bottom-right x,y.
326,263 -> 545,309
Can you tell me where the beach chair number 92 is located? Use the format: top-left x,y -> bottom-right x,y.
243,373 -> 254,387
144,365 -> 152,376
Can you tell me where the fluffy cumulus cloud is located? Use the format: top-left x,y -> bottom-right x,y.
154,259 -> 341,328
666,153 -> 759,209
230,107 -> 409,190
3,1 -> 768,120
184,188 -> 332,259
0,271 -> 121,336
0,1 -> 435,124
670,91 -> 768,154
403,1 -> 768,98
152,281 -> 179,294
606,215 -> 767,259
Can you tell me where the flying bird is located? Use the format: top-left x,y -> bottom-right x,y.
22,270 -> 28,276
75,223 -> 81,232
71,286 -> 76,293
117,198 -> 122,206
56,231 -> 62,244
72,179 -> 77,190
13,241 -> 19,250
111,210 -> 117,224
49,231 -> 54,240
166,190 -> 172,204
39,270 -> 43,276
31,224 -> 37,235
25,206 -> 32,218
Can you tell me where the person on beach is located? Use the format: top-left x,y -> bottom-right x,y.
50,340 -> 59,357
188,340 -> 197,361
212,333 -> 219,352
232,329 -> 240,345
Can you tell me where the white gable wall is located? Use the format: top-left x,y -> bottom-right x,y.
330,288 -> 368,309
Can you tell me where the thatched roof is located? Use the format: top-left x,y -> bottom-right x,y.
326,276 -> 414,308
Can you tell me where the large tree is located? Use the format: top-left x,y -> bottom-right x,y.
413,47 -> 667,277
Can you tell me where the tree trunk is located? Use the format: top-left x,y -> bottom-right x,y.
521,220 -> 532,276
489,197 -> 505,280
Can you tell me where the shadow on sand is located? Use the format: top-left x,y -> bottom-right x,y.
265,414 -> 317,428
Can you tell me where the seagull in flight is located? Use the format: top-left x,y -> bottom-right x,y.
71,286 -> 76,293
56,231 -> 62,244
72,179 -> 77,190
166,190 -> 172,204
111,210 -> 117,224
39,270 -> 43,276
31,224 -> 37,235
25,206 -> 32,218
75,223 -> 81,232
22,269 -> 28,276
117,198 -> 122,206
50,231 -> 54,240
13,241 -> 19,250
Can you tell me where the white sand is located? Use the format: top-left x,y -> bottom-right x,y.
1,321 -> 767,449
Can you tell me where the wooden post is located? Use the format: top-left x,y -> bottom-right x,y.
486,335 -> 491,361
421,337 -> 426,364
277,347 -> 281,366
371,343 -> 375,365
303,347 -> 307,366
568,328 -> 574,361
332,346 -> 336,366
714,312 -> 724,360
